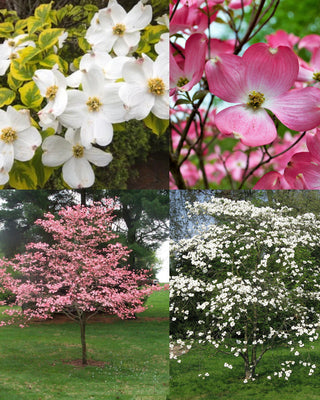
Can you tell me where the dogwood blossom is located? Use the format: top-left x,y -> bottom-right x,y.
119,54 -> 169,120
85,0 -> 152,56
0,106 -> 41,183
42,128 -> 112,188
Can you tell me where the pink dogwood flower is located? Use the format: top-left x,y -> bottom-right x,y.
170,33 -> 207,94
205,43 -> 320,147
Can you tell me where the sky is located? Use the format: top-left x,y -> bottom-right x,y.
156,240 -> 169,283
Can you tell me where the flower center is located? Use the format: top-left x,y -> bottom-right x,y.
46,85 -> 59,101
313,72 -> 320,82
247,90 -> 265,110
9,53 -> 18,60
1,127 -> 17,144
148,78 -> 166,96
72,145 -> 84,158
113,23 -> 126,37
177,77 -> 190,88
86,96 -> 102,112
8,40 -> 15,47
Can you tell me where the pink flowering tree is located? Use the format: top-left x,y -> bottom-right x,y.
0,199 -> 157,365
170,0 -> 320,189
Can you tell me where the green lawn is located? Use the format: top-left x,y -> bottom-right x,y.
169,341 -> 320,400
0,288 -> 169,400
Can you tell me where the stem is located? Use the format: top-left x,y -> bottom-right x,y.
238,131 -> 307,189
80,315 -> 87,366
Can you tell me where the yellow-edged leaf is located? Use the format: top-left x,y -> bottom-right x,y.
38,28 -> 64,50
7,72 -> 23,91
10,59 -> 37,81
35,2 -> 52,21
0,88 -> 16,107
39,54 -> 68,74
27,16 -> 46,35
14,19 -> 28,34
19,81 -> 43,109
9,160 -> 38,190
0,22 -> 14,36
17,46 -> 41,64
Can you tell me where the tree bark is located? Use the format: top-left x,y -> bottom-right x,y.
80,316 -> 87,365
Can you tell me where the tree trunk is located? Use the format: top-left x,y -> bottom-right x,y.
80,317 -> 87,365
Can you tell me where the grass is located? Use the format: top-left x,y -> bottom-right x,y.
169,340 -> 320,400
0,288 -> 169,400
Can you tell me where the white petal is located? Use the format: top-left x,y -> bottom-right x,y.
84,147 -> 113,166
0,142 -> 14,171
13,127 -> 42,161
123,31 -> 140,48
113,38 -> 130,56
125,2 -> 152,31
81,115 -> 113,147
66,70 -> 83,88
82,67 -> 106,96
58,90 -> 87,128
0,60 -> 11,76
42,135 -> 73,166
33,69 -> 55,96
62,157 -> 95,188
119,83 -> 154,119
151,93 -> 169,120
7,107 -> 32,132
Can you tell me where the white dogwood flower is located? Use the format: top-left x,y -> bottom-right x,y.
67,51 -> 131,88
42,128 -> 112,188
33,67 -> 68,125
58,67 -> 126,148
0,34 -> 36,75
0,106 -> 42,183
85,0 -> 152,56
119,54 -> 169,120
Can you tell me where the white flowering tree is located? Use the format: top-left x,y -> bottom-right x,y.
170,196 -> 320,382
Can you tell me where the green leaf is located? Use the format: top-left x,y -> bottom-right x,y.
10,59 -> 36,81
192,90 -> 209,102
143,24 -> 168,44
0,88 -> 16,107
143,113 -> 169,135
35,2 -> 52,22
27,17 -> 46,35
19,81 -> 43,109
78,37 -> 91,53
9,160 -> 38,189
17,46 -> 41,64
39,54 -> 68,74
32,147 -> 54,188
14,19 -> 28,34
7,72 -> 23,91
0,22 -> 14,37
38,28 -> 64,51
174,98 -> 191,106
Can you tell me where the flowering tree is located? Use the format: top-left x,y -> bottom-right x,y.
0,199 -> 157,365
0,0 -> 169,189
169,0 -> 320,189
170,197 -> 320,381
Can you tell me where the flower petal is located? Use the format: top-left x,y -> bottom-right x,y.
268,87 -> 320,132
125,2 -> 152,31
205,54 -> 246,103
243,43 -> 299,97
84,147 -> 113,166
13,127 -> 42,161
58,90 -> 87,128
62,157 -> 95,188
42,135 -> 73,166
254,171 -> 291,189
215,105 -> 277,147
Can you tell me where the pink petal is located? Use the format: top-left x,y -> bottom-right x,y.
184,33 -> 207,80
306,129 -> 320,162
298,34 -> 320,52
268,87 -> 320,132
205,53 -> 246,103
243,43 -> 299,98
284,152 -> 317,189
254,171 -> 291,189
215,105 -> 277,147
